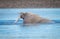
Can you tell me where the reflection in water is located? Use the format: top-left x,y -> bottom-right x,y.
0,23 -> 60,39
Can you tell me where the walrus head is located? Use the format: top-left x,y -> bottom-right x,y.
20,12 -> 28,19
14,12 -> 27,23
20,12 -> 25,19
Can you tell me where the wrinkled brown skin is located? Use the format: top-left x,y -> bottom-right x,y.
20,12 -> 54,24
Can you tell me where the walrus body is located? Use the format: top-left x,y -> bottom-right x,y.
15,12 -> 54,24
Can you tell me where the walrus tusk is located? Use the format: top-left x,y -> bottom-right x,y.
14,12 -> 22,23
14,17 -> 20,23
14,16 -> 20,23
14,12 -> 25,23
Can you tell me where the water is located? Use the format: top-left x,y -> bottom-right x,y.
0,8 -> 60,39
0,21 -> 60,39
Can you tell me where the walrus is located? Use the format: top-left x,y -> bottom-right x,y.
15,12 -> 54,24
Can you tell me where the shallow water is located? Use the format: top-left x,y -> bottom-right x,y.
0,20 -> 60,39
0,8 -> 60,39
